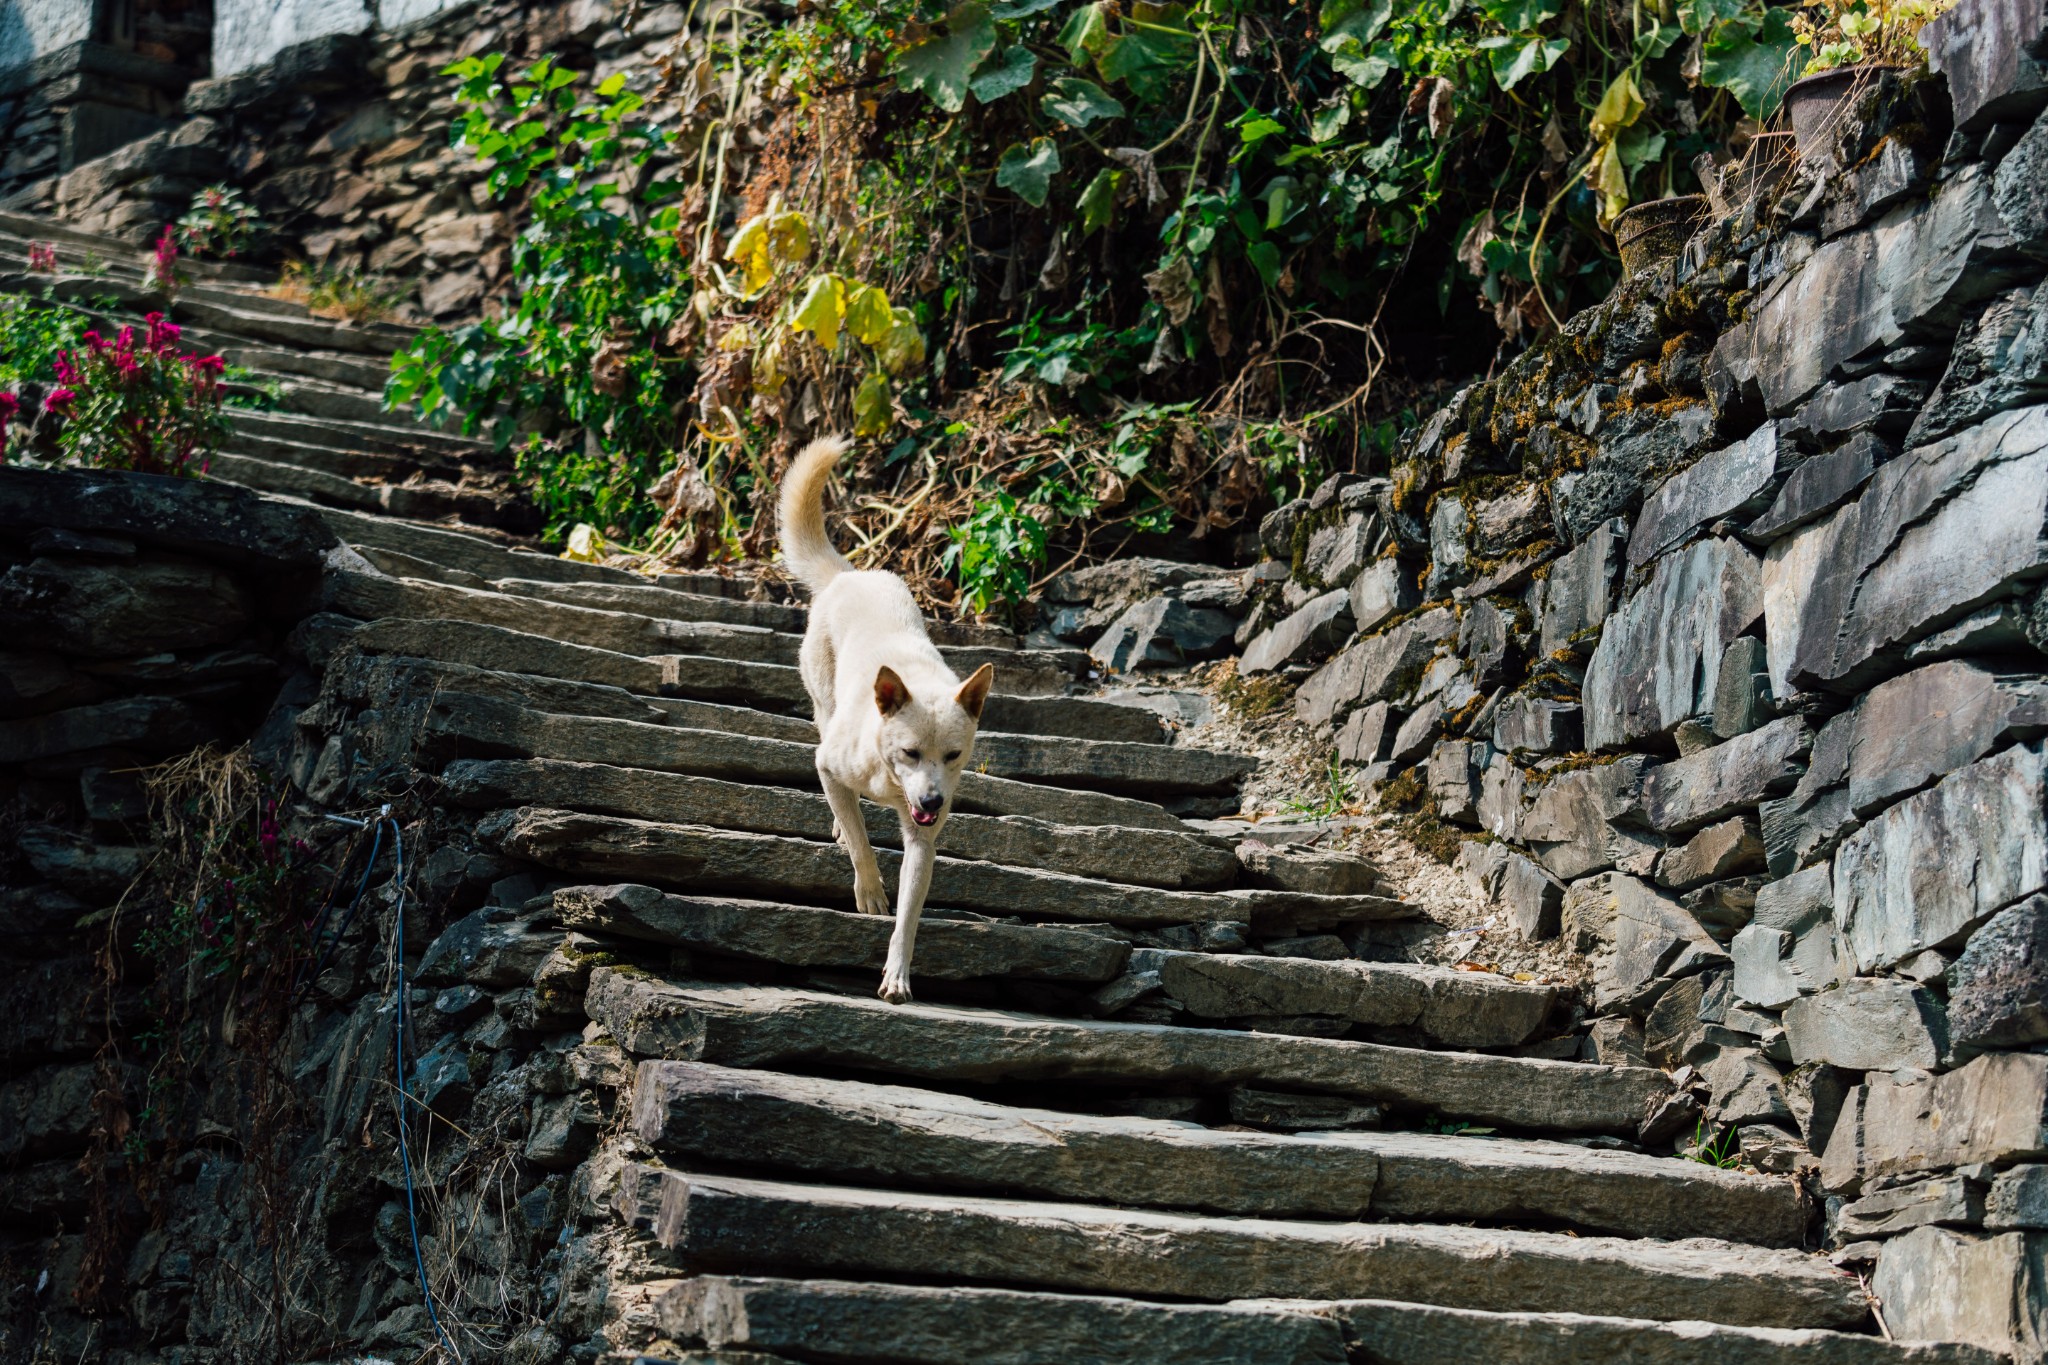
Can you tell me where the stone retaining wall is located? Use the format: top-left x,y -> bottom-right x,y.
1232,12 -> 2048,1356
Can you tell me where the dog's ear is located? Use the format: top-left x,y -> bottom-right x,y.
875,665 -> 912,717
954,663 -> 994,722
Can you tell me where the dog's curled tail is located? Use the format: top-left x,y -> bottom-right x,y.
777,434 -> 854,593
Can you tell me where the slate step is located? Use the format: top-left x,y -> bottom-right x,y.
333,614 -> 1161,742
616,1169 -> 1867,1329
629,1060 -> 1803,1241
419,687 -> 1247,800
478,808 -> 1409,932
228,405 -> 494,461
456,762 -> 1241,888
657,1277 -> 1997,1365
323,569 -> 1080,692
658,1277 -> 1348,1365
559,886 -> 1128,983
168,293 -> 413,355
317,506 -> 641,587
210,452 -> 523,530
583,973 -> 1669,1133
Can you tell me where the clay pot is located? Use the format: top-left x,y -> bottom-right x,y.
1611,195 -> 1709,277
1784,63 -> 1903,156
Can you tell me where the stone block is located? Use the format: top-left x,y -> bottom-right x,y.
1949,893 -> 2048,1049
1658,817 -> 1766,893
1912,285 -> 2048,446
1562,872 -> 1729,1012
1871,1226 -> 2048,1361
1783,979 -> 1948,1071
1835,743 -> 2048,973
1745,435 -> 1880,543
1584,537 -> 1764,750
1764,404 -> 2048,695
1989,1165 -> 2048,1231
1426,495 -> 1470,597
1759,713 -> 1857,876
1844,661 -> 2048,817
1697,1043 -> 1792,1128
1425,740 -> 1481,825
1346,557 -> 1419,636
1498,850 -> 1564,941
1860,1054 -> 2048,1183
1585,1017 -> 1647,1067
1521,758 -> 1653,881
1922,0 -> 2048,131
1786,373 -> 1929,444
1557,406 -> 1717,543
0,553 -> 252,658
1300,512 -> 1380,589
1627,422 -> 1781,568
1785,1060 -> 1855,1155
1840,1173 -> 1987,1241
1239,590 -> 1351,675
1994,106 -> 2048,258
1093,596 -> 1241,672
1457,599 -> 1510,690
1471,485 -> 1549,558
1639,717 -> 1812,834
1388,699 -> 1443,767
1294,608 -> 1456,728
1492,694 -> 1581,754
1475,750 -> 1526,841
1334,701 -> 1390,765
1710,636 -> 1772,740
1536,517 -> 1626,656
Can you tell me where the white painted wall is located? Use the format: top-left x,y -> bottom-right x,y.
0,0 -> 95,73
211,0 -> 478,78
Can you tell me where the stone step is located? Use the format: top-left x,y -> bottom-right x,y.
190,335 -> 400,392
168,292 -> 413,355
418,686 -> 1245,801
317,506 -> 641,587
629,1060 -> 1802,1241
209,452 -> 519,530
561,885 -> 1128,983
420,690 -> 1186,829
478,808 -> 1407,932
656,1277 -> 1997,1365
616,1169 -> 1867,1330
221,428 -> 435,484
1143,950 -> 1555,1047
334,614 -> 1161,742
229,405 -> 493,461
323,570 -> 1081,692
454,763 -> 1238,888
584,973 -> 1669,1134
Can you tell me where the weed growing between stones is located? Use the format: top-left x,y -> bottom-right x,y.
176,185 -> 264,260
271,261 -> 403,326
1212,658 -> 1295,719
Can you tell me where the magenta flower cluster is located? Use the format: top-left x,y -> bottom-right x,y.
46,312 -> 230,477
26,242 -> 57,273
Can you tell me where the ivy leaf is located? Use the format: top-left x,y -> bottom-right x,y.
1635,17 -> 1682,58
844,282 -> 896,346
1077,168 -> 1123,234
991,0 -> 1065,14
1322,0 -> 1393,43
1097,2 -> 1195,100
877,307 -> 928,375
896,2 -> 999,113
853,372 -> 893,436
1310,99 -> 1352,142
1042,76 -> 1126,126
1058,2 -> 1113,64
1321,34 -> 1394,87
1676,0 -> 1747,35
1589,70 -> 1645,140
1481,0 -> 1560,29
1481,33 -> 1569,90
1700,9 -> 1799,119
970,44 -> 1038,101
790,273 -> 846,352
1245,239 -> 1284,286
997,137 -> 1062,206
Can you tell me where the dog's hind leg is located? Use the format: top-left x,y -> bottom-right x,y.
819,768 -> 890,917
880,821 -> 936,1005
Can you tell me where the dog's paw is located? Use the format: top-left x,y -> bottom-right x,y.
853,873 -> 890,916
878,969 -> 915,1005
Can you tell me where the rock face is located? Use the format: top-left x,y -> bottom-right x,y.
1584,538 -> 1763,750
1948,894 -> 2048,1049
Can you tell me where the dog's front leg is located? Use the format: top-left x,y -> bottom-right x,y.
820,770 -> 890,916
880,825 -> 936,1005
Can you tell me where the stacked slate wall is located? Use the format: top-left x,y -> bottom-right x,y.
1236,6 -> 2048,1357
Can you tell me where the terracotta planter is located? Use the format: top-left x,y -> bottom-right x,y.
1699,132 -> 1798,218
1612,195 -> 1709,277
1784,63 -> 1903,156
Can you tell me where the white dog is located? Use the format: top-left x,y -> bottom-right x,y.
778,435 -> 994,1004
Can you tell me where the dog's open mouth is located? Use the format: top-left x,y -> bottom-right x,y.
910,808 -> 940,827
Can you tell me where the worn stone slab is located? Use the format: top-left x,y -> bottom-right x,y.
1988,1165 -> 2048,1231
626,1168 -> 1865,1328
1871,1225 -> 2048,1360
0,465 -> 337,569
1731,868 -> 1839,1009
1658,817 -> 1765,892
560,884 -> 1127,983
1922,0 -> 2048,130
1304,1297 -> 1997,1365
1493,695 -> 1582,754
1747,438 -> 1880,544
1838,1174 -> 1986,1241
584,973 -> 1670,1134
1842,661 -> 2048,817
1950,893 -> 2048,1049
1241,590 -> 1352,674
493,576 -> 804,633
0,695 -> 213,764
1538,518 -> 1627,657
1835,743 -> 2048,973
443,760 -> 1234,889
1640,717 -> 1812,834
1348,558 -> 1420,636
659,1276 -> 1349,1365
1585,538 -> 1764,750
1912,285 -> 2048,447
1857,1054 -> 2048,1183
1295,608 -> 1458,728
1562,873 -> 1729,1012
1629,424 -> 1781,568
1765,405 -> 2048,694
1150,951 -> 1553,1048
630,1060 -> 1802,1243
318,504 -> 637,587
484,810 -> 1412,932
1783,980 -> 1947,1072
1521,759 -> 1657,881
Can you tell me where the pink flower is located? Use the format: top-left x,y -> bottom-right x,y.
46,387 -> 76,407
0,393 -> 18,420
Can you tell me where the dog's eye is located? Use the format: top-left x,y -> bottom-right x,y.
944,750 -> 961,762
903,749 -> 921,761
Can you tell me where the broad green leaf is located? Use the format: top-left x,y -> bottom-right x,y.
1043,76 -> 1126,126
1483,0 -> 1561,28
1677,0 -> 1747,36
1322,33 -> 1394,87
1616,123 -> 1667,171
1264,176 -> 1299,229
853,372 -> 893,436
877,307 -> 927,375
1077,168 -> 1123,233
1589,70 -> 1645,140
992,0 -> 1065,14
970,44 -> 1038,101
897,2 -> 999,113
1097,3 -> 1195,99
1058,2 -> 1112,64
997,137 -> 1062,206
1311,99 -> 1352,142
1237,114 -> 1287,144
1635,17 -> 1683,58
1700,9 -> 1799,119
595,72 -> 628,97
1246,239 -> 1283,286
844,282 -> 896,346
1482,33 -> 1569,90
790,273 -> 846,351
1322,0 -> 1393,42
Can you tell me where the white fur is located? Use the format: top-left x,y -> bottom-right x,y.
778,436 -> 993,1005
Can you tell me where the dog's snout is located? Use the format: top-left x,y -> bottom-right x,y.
916,790 -> 945,814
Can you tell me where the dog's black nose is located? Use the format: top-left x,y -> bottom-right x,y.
917,791 -> 944,814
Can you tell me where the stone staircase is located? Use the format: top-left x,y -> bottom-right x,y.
0,211 -> 2002,1363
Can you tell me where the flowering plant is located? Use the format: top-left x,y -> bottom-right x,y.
26,242 -> 57,273
0,392 -> 18,461
145,226 -> 181,297
177,185 -> 263,259
46,313 -> 230,476
1792,0 -> 1953,73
